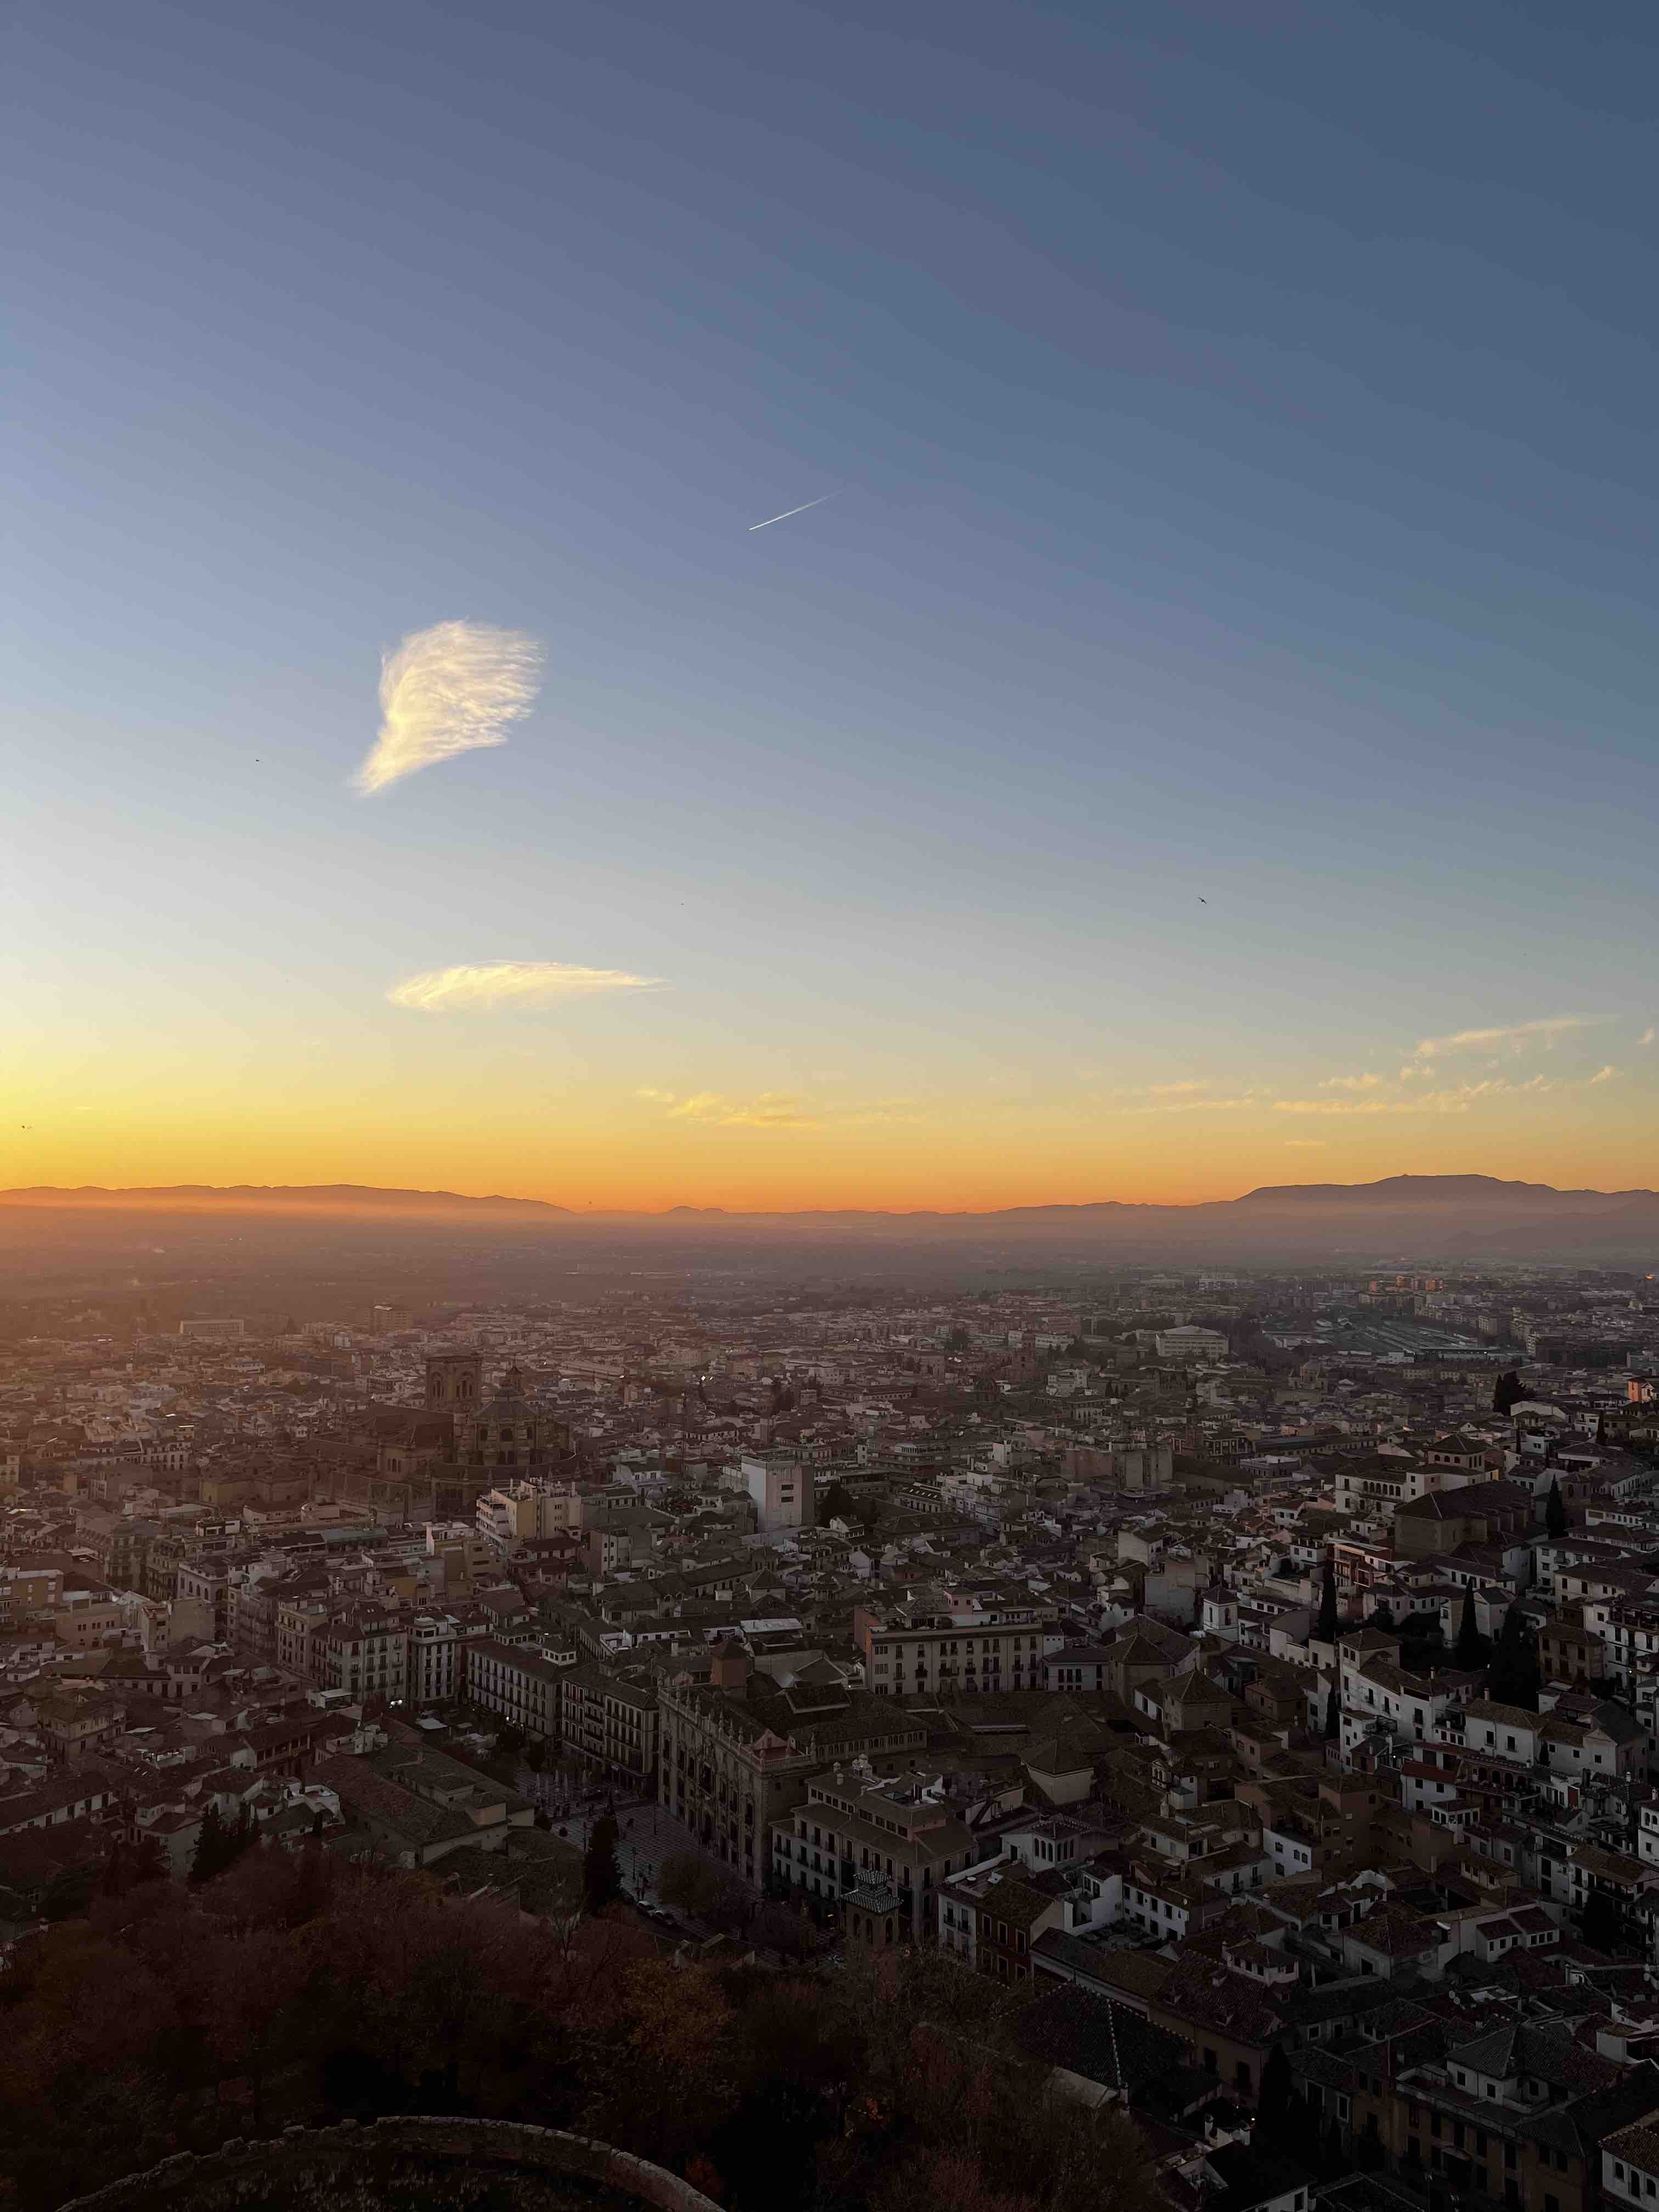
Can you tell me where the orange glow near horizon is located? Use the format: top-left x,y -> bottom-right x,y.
5,1085 -> 1656,1214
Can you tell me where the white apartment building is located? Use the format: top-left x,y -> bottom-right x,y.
1154,1326 -> 1229,1363
1340,1646 -> 1467,1757
1333,1456 -> 1476,1518
475,1479 -> 583,1550
743,1455 -> 814,1534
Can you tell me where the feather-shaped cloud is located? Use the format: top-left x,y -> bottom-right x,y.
388,962 -> 661,1011
355,620 -> 543,793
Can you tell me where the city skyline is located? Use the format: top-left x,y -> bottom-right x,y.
9,3 -> 1656,1209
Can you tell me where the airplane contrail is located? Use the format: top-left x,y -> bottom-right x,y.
748,492 -> 839,532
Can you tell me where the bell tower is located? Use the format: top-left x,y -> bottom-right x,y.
425,1351 -> 483,1414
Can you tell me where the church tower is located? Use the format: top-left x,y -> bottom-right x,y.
425,1351 -> 483,1414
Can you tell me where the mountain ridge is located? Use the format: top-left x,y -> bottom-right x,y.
3,1174 -> 1656,1220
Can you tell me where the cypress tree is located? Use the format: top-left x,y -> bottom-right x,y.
1324,1682 -> 1340,1740
1254,2043 -> 1297,2153
190,1801 -> 225,1885
1488,1602 -> 1540,1712
1545,1476 -> 1568,1539
584,1813 -> 622,1914
1454,1584 -> 1484,1669
1317,1558 -> 1338,1644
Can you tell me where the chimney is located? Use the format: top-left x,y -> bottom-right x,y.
710,1639 -> 751,1697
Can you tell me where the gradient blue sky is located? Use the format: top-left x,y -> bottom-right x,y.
7,1 -> 1657,1205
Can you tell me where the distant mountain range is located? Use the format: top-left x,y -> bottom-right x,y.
0,1183 -> 574,1218
3,1175 -> 1658,1259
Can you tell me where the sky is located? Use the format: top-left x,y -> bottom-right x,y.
5,0 -> 1657,1211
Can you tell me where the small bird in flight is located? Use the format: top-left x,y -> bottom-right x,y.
749,492 -> 839,532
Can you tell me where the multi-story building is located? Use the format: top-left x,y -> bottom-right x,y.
172,1555 -> 230,1643
558,1663 -> 657,1788
319,1609 -> 409,1705
772,1769 -> 977,1938
462,1638 -> 657,1787
54,1591 -> 127,1648
661,1641 -> 926,1888
742,1454 -> 815,1534
274,1593 -> 329,1680
1393,1480 -> 1537,1560
855,1594 -> 1063,1697
465,1636 -> 566,1740
409,1612 -> 464,1704
475,1479 -> 584,1550
1332,1454 -> 1476,1518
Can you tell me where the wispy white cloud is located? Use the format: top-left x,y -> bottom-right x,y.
666,1092 -> 729,1120
839,1097 -> 927,1127
1411,1015 -> 1596,1061
1319,1072 -> 1382,1091
642,1089 -> 821,1128
639,1085 -> 927,1131
1091,1090 -> 1263,1115
388,961 -> 661,1011
1640,1028 -> 1655,1048
355,620 -> 543,794
1589,1064 -> 1618,1085
1274,1080 -> 1514,1116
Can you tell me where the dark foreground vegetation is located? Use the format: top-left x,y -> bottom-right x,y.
0,1843 -> 1156,2212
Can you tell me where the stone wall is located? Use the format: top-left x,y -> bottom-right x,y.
55,2117 -> 723,2212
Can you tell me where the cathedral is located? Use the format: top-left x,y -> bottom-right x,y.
345,1355 -> 572,1521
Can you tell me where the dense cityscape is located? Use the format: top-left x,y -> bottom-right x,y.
12,0 -> 1657,2205
5,1249 -> 1659,2209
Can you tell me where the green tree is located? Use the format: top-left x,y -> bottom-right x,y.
1581,1888 -> 1622,1954
1545,1476 -> 1568,1538
584,1814 -> 623,1915
1493,1370 -> 1527,1414
1488,1602 -> 1541,1712
1454,1584 -> 1485,1669
190,1801 -> 225,1886
1254,2042 -> 1299,2154
1323,1683 -> 1339,1740
1370,1600 -> 1395,1631
658,1850 -> 722,1919
1316,1558 -> 1338,1643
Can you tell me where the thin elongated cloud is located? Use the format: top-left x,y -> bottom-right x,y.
1274,1077 -> 1554,1116
1319,1072 -> 1382,1091
636,1085 -> 921,1130
355,620 -> 543,794
1412,1015 -> 1596,1061
643,1088 -> 820,1128
388,961 -> 661,1011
